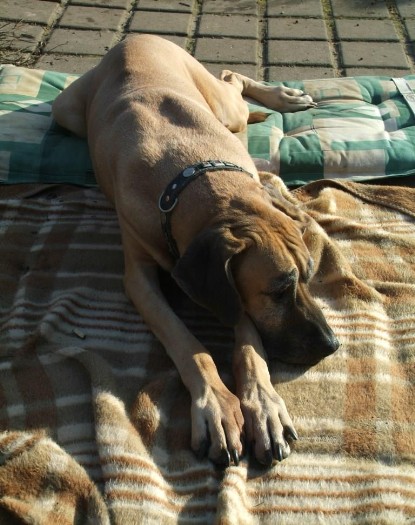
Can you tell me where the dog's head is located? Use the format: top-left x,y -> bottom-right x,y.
172,180 -> 339,365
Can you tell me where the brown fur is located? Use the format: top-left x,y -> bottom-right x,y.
52,34 -> 337,466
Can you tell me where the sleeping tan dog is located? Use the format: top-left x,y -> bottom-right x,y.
52,34 -> 339,467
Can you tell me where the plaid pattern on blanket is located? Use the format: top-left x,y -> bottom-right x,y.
0,178 -> 414,524
1,64 -> 415,187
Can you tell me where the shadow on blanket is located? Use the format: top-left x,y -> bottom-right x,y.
0,176 -> 414,524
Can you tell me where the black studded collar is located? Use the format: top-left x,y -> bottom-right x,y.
158,160 -> 254,260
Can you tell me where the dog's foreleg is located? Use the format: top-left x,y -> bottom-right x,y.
233,315 -> 298,466
123,242 -> 244,465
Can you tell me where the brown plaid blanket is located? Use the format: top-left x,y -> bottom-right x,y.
0,178 -> 414,524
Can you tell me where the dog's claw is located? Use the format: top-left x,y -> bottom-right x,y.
231,449 -> 240,466
218,448 -> 231,467
285,426 -> 298,441
270,437 -> 283,462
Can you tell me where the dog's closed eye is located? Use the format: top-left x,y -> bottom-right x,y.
265,270 -> 296,300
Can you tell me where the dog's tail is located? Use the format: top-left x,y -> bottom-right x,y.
248,111 -> 271,124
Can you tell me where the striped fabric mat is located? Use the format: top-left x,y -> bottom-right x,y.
0,178 -> 414,524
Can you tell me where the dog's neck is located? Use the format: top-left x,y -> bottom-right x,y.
159,161 -> 255,260
169,169 -> 265,260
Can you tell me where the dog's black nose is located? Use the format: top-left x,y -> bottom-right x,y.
261,325 -> 340,366
320,327 -> 340,357
322,331 -> 340,356
332,335 -> 340,351
302,322 -> 340,363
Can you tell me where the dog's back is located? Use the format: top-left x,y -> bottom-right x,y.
53,35 -> 255,202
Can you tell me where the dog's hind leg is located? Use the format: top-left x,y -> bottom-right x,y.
221,70 -> 316,113
52,68 -> 96,138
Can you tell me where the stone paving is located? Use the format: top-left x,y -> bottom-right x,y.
0,0 -> 414,80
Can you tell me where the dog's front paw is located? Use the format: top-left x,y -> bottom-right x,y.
240,382 -> 298,466
191,382 -> 244,466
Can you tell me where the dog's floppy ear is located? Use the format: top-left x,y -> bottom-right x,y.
259,172 -> 315,281
259,172 -> 310,233
172,228 -> 244,327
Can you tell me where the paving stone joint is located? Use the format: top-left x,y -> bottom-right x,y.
0,0 -> 414,79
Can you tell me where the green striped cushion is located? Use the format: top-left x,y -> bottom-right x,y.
0,65 -> 94,186
245,76 -> 415,186
1,64 -> 415,187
